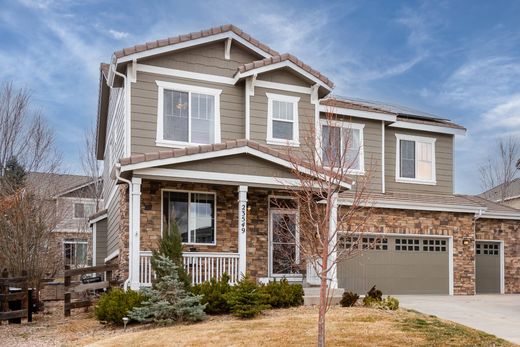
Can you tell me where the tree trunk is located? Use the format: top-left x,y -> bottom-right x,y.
317,242 -> 329,347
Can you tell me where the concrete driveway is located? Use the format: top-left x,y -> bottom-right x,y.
397,295 -> 520,344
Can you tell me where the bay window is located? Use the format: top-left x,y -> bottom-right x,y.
396,134 -> 436,184
266,93 -> 300,146
162,190 -> 216,245
320,120 -> 364,173
156,81 -> 221,147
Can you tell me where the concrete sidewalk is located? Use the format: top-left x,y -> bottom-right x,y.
397,295 -> 520,345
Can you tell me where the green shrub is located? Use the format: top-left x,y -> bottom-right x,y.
259,279 -> 304,308
383,296 -> 399,310
191,273 -> 232,314
95,289 -> 145,324
224,277 -> 269,318
152,224 -> 191,289
129,255 -> 206,325
340,291 -> 359,307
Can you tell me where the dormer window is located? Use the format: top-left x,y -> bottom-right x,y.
395,134 -> 436,185
156,81 -> 221,147
266,93 -> 300,146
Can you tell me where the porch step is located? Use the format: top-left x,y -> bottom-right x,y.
303,287 -> 344,306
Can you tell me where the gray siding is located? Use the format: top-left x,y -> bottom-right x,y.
106,187 -> 121,257
131,71 -> 245,154
257,69 -> 312,87
55,197 -> 99,233
170,154 -> 297,179
385,127 -> 454,194
141,41 -> 261,78
103,86 -> 126,202
95,218 -> 108,265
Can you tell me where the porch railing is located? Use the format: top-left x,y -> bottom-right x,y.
139,251 -> 240,286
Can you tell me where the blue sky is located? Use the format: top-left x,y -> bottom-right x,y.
1,0 -> 519,194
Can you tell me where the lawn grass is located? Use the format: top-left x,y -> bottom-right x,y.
84,306 -> 515,347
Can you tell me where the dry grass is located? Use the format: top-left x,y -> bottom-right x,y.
84,306 -> 515,347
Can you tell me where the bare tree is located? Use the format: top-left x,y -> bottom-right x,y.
274,108 -> 373,347
479,136 -> 520,202
79,122 -> 103,211
0,81 -> 63,289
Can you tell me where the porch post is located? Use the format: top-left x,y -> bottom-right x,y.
238,185 -> 248,278
328,192 -> 339,289
129,177 -> 142,290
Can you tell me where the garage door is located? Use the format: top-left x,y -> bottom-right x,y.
337,234 -> 450,295
476,241 -> 501,294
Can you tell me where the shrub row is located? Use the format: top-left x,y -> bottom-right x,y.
192,275 -> 304,318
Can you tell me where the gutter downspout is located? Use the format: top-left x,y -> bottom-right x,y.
115,163 -> 133,291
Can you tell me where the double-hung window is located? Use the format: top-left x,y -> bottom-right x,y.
266,93 -> 300,146
396,134 -> 436,184
64,239 -> 88,268
320,120 -> 364,173
162,190 -> 216,245
156,81 -> 221,147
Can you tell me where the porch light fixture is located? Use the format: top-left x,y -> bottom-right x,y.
462,238 -> 470,246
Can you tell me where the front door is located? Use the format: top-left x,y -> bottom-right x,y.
269,209 -> 300,277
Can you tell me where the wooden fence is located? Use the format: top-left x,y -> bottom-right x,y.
64,264 -> 117,317
0,269 -> 31,323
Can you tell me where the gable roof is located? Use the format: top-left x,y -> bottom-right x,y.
26,172 -> 98,198
112,24 -> 278,64
235,54 -> 334,89
480,178 -> 520,202
118,139 -> 352,189
459,194 -> 520,219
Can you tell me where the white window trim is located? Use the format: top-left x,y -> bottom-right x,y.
156,81 -> 222,148
63,239 -> 89,267
395,133 -> 437,185
319,119 -> 365,175
266,92 -> 300,147
73,202 -> 96,220
161,189 -> 217,246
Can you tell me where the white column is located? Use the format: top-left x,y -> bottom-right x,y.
129,177 -> 142,290
92,223 -> 97,266
238,185 -> 248,278
328,192 -> 339,289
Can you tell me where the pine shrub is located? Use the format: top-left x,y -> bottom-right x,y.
152,224 -> 191,289
94,289 -> 145,324
191,273 -> 232,314
259,279 -> 304,308
128,255 -> 206,325
224,277 -> 269,318
340,291 -> 359,307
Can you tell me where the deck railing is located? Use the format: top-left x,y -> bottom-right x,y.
139,251 -> 240,286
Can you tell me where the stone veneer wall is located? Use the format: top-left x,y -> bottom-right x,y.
108,184 -> 130,283
138,181 -> 290,281
475,218 -> 520,294
341,207 -> 476,295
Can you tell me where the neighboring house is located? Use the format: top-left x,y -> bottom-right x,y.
92,24 -> 519,295
27,172 -> 103,269
480,178 -> 520,209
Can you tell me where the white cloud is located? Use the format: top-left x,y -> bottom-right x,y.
482,95 -> 520,128
108,29 -> 129,40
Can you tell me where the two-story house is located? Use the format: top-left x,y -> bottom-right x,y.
26,172 -> 102,270
92,25 -> 519,295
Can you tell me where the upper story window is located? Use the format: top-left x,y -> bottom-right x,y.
74,202 -> 96,219
162,190 -> 216,245
320,120 -> 364,174
156,81 -> 221,147
395,134 -> 436,185
266,93 -> 300,147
